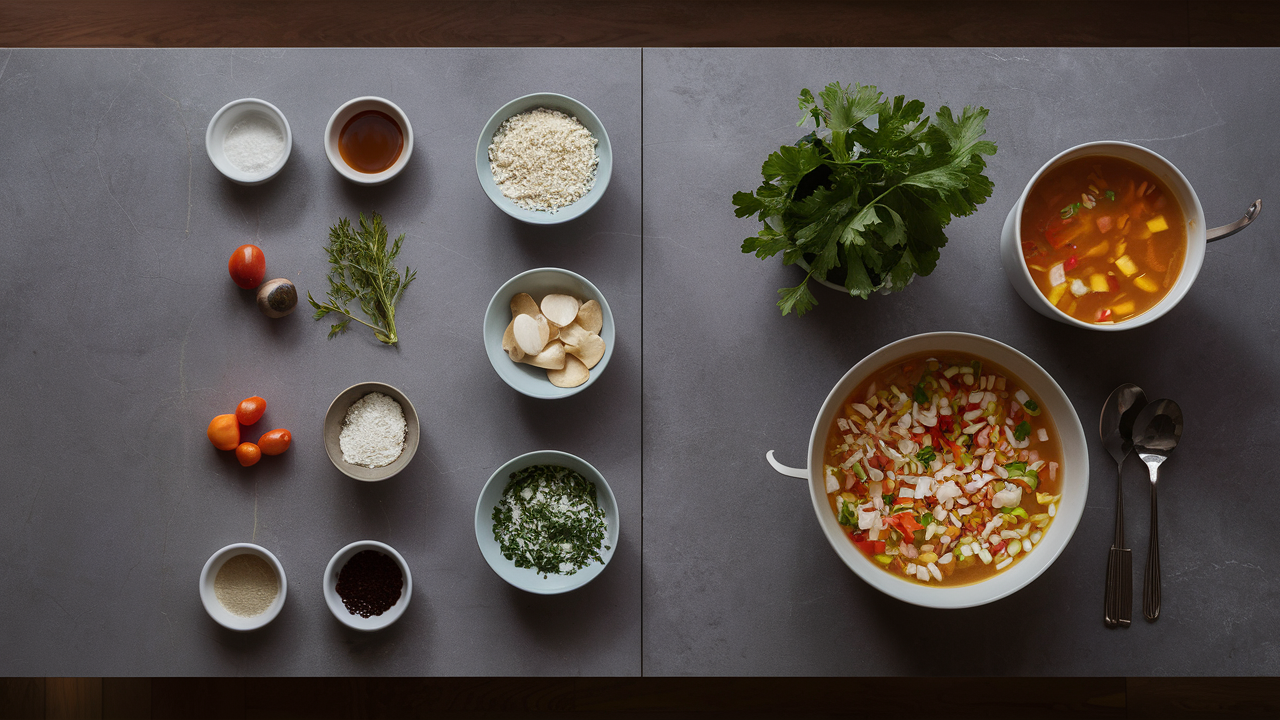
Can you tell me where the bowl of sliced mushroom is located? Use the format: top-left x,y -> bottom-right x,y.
483,267 -> 615,399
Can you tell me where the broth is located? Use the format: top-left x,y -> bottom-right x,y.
1020,156 -> 1186,324
822,353 -> 1063,587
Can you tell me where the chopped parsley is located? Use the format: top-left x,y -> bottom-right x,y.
491,465 -> 610,578
1014,420 -> 1033,442
915,446 -> 936,464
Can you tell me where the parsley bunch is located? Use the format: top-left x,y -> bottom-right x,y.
733,83 -> 997,316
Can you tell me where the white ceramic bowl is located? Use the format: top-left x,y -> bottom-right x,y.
322,540 -> 412,631
1000,141 -> 1205,331
475,450 -> 619,594
766,332 -> 1088,609
483,268 -> 615,400
205,98 -> 292,185
324,96 -> 413,186
475,93 -> 612,224
198,543 -> 287,631
322,382 -> 420,482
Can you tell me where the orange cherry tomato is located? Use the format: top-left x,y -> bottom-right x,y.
258,428 -> 291,456
207,414 -> 240,451
235,442 -> 262,467
236,396 -> 267,425
228,244 -> 266,289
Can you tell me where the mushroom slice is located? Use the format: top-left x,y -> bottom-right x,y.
501,319 -> 524,361
540,294 -> 580,328
519,340 -> 566,370
510,293 -> 541,319
557,321 -> 591,349
565,332 -> 605,370
513,313 -> 550,356
576,300 -> 603,333
548,354 -> 589,388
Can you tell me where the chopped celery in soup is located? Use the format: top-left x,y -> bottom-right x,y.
1020,155 -> 1186,324
823,354 -> 1062,586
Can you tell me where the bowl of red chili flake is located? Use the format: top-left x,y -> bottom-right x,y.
322,540 -> 412,631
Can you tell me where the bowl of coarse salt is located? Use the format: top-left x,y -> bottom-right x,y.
323,382 -> 420,482
205,98 -> 292,185
476,92 -> 612,225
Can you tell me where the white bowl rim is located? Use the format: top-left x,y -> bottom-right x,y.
1009,140 -> 1207,331
204,98 -> 293,185
482,267 -> 615,400
198,542 -> 288,631
801,331 -> 1088,609
321,540 -> 413,631
474,91 -> 612,225
323,96 -> 414,186
473,449 -> 619,595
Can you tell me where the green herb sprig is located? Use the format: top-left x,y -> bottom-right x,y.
308,212 -> 417,346
733,82 -> 997,316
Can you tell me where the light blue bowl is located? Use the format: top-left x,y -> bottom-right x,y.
475,450 -> 619,594
483,267 -> 615,399
475,93 -> 612,224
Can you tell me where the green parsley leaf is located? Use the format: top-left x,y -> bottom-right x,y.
916,446 -> 936,464
1014,421 -> 1032,442
882,494 -> 895,504
913,379 -> 929,405
1105,190 -> 1116,201
734,82 -> 998,316
1024,398 -> 1039,413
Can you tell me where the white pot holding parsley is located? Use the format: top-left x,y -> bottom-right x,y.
733,83 -> 998,316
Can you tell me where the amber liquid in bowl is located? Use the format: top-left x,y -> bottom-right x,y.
339,110 -> 404,174
1020,155 -> 1187,325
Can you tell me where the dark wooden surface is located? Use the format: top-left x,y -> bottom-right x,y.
3,2 -> 1278,718
1,0 -> 1279,48
6,677 -> 1280,718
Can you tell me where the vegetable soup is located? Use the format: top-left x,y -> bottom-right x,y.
823,353 -> 1062,586
1020,156 -> 1186,324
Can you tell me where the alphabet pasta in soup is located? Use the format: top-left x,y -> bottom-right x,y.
1020,155 -> 1187,324
823,354 -> 1062,586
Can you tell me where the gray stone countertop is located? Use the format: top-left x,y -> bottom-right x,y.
641,48 -> 1280,676
0,48 -> 641,676
3,47 -> 1278,677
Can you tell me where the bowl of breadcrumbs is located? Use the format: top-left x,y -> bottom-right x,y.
476,92 -> 612,225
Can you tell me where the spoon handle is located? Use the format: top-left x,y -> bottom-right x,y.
1144,481 -> 1161,621
1104,461 -> 1131,627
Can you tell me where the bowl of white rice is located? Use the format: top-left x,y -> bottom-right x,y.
323,382 -> 420,482
475,93 -> 612,225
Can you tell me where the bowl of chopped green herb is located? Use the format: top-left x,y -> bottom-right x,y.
474,450 -> 619,594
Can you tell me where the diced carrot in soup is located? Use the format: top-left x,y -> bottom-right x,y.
1021,156 -> 1186,324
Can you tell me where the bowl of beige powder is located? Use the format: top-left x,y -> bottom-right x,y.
323,382 -> 420,482
198,543 -> 287,631
476,93 -> 612,225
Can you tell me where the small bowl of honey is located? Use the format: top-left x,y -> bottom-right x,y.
324,96 -> 413,186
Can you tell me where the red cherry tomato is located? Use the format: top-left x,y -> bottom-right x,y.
228,244 -> 266,289
236,396 -> 266,425
258,428 -> 291,456
235,442 -> 262,467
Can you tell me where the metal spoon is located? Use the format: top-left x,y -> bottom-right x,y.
1133,399 -> 1184,622
1100,384 -> 1147,628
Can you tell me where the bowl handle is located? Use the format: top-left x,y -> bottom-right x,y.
765,450 -> 808,479
1207,199 -> 1262,243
